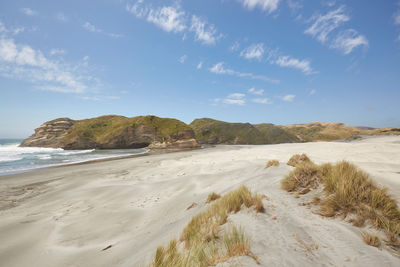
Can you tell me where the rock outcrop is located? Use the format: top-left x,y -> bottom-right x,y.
21,115 -> 200,150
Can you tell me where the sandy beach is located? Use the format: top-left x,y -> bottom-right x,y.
1,136 -> 400,266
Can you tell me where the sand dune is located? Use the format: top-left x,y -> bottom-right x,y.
0,136 -> 400,266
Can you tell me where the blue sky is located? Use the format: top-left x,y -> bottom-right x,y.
1,0 -> 400,138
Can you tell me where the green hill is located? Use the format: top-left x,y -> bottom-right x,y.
190,118 -> 299,144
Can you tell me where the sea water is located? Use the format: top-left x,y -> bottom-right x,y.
0,139 -> 148,176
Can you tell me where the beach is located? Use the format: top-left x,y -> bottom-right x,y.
0,136 -> 400,266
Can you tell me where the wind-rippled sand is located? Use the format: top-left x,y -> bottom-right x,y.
0,136 -> 400,266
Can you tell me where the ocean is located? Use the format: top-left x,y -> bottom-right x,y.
0,139 -> 149,176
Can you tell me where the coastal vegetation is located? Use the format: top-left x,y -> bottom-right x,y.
282,155 -> 400,251
150,185 -> 264,266
21,115 -> 400,150
265,160 -> 280,168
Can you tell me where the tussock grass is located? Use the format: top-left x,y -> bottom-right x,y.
266,160 -> 280,168
150,186 -> 264,266
281,162 -> 319,192
287,153 -> 312,167
361,232 -> 381,247
206,192 -> 221,203
282,156 -> 400,250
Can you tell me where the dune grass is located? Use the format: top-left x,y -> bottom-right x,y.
287,153 -> 312,167
150,185 -> 264,266
281,154 -> 400,249
265,160 -> 280,168
361,232 -> 381,247
206,192 -> 221,203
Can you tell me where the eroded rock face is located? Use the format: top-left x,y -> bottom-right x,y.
20,116 -> 201,150
20,118 -> 74,148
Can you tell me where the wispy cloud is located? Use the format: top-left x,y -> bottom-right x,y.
248,87 -> 264,95
237,0 -> 281,14
230,41 -> 240,51
305,5 -> 368,54
0,21 -> 25,35
190,15 -> 221,45
50,49 -> 66,56
83,22 -> 123,38
330,29 -> 368,54
56,13 -> 69,22
147,6 -> 186,33
240,43 -> 264,60
179,55 -> 187,63
126,1 -> 222,45
282,94 -> 295,102
309,89 -> 317,95
252,97 -> 272,104
0,22 -> 99,94
287,0 -> 303,13
305,5 -> 349,43
209,62 -> 279,83
21,8 -> 37,16
197,61 -> 203,69
274,55 -> 315,74
215,93 -> 246,106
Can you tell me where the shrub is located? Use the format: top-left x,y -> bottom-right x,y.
266,160 -> 280,168
287,153 -> 312,167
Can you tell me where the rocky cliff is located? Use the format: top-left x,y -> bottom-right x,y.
21,115 -> 200,150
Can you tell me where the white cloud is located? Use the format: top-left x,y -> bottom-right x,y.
0,34 -> 96,94
395,12 -> 400,25
21,8 -> 37,16
305,5 -> 349,43
230,41 -> 240,51
56,13 -> 69,22
224,93 -> 246,105
227,93 -> 246,99
209,62 -> 279,83
287,0 -> 303,13
309,89 -> 317,95
147,6 -> 186,33
179,55 -> 187,63
330,29 -> 368,54
50,49 -> 66,56
238,0 -> 280,14
274,55 -> 315,75
83,22 -> 122,38
197,61 -> 203,69
248,87 -> 264,95
190,15 -> 220,45
282,94 -> 295,102
252,98 -> 272,104
240,43 -> 264,60
0,21 -> 25,35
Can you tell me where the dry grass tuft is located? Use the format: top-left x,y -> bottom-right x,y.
206,192 -> 221,203
287,153 -> 312,167
150,185 -> 263,266
186,202 -> 197,210
266,160 -> 280,168
281,162 -> 319,192
361,232 -> 381,247
282,156 -> 400,250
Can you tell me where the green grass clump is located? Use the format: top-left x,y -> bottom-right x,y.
281,156 -> 400,249
150,185 -> 263,266
265,160 -> 280,168
287,153 -> 312,167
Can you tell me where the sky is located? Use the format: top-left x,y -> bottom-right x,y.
1,0 -> 400,138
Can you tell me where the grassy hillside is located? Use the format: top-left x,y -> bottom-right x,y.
190,118 -> 298,144
280,122 -> 361,142
60,115 -> 194,147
